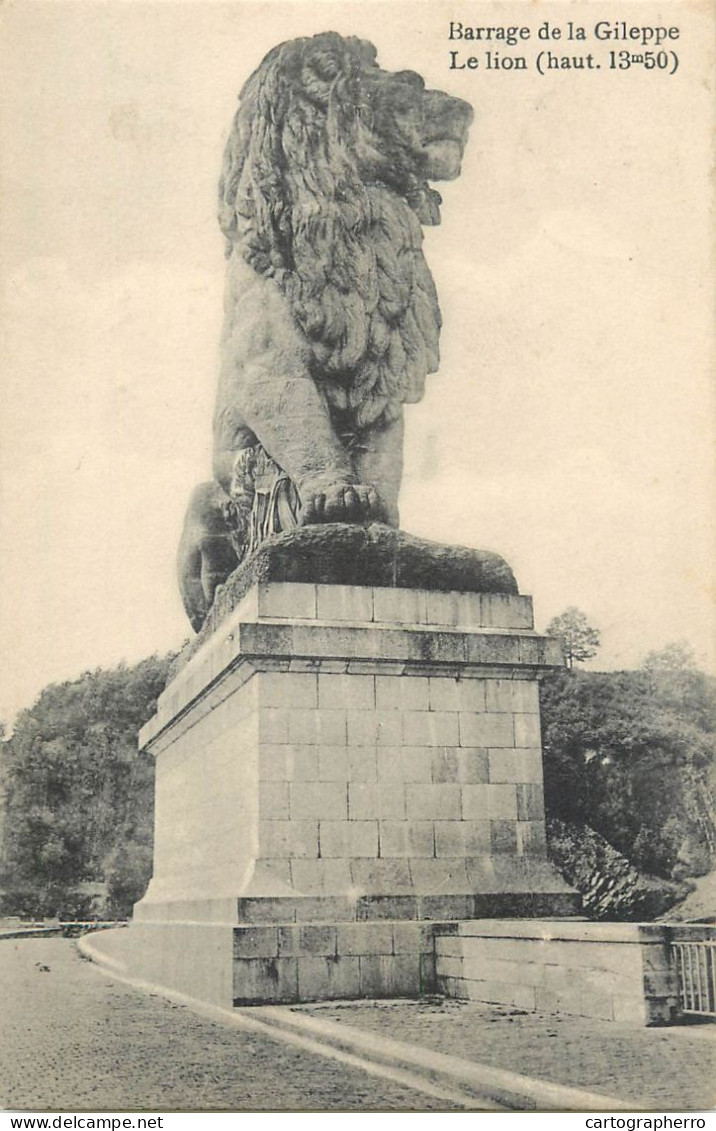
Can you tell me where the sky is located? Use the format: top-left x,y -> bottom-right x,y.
0,0 -> 713,725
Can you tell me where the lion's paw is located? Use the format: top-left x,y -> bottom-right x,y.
299,483 -> 388,526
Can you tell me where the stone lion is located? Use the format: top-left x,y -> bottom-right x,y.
179,32 -> 473,630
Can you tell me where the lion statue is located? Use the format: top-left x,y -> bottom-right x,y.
178,32 -> 473,630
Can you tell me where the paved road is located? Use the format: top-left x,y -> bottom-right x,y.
304,999 -> 716,1110
0,938 -> 463,1112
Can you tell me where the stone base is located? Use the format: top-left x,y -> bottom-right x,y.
92,892 -> 578,1009
184,523 -> 518,664
436,920 -> 680,1026
127,578 -> 576,1006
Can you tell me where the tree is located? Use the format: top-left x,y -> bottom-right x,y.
0,653 -> 173,918
642,642 -> 697,674
546,606 -> 601,668
539,667 -> 715,880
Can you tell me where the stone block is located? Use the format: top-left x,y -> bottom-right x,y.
425,590 -> 463,626
259,820 -> 319,858
375,675 -> 430,711
337,922 -> 394,955
259,744 -> 319,782
417,895 -> 474,920
359,954 -> 421,997
461,956 -> 547,988
462,784 -> 518,820
316,743 -> 378,782
259,671 -> 317,708
259,781 -> 290,820
481,594 -> 534,629
356,895 -> 418,920
488,749 -> 523,783
277,926 -> 301,956
318,673 -> 375,710
302,924 -> 338,955
354,745 -> 381,782
237,896 -> 298,924
316,584 -> 373,622
434,934 -> 464,959
288,708 -> 347,746
435,820 -> 491,856
432,678 -> 487,713
276,924 -> 337,957
232,926 -> 280,959
436,973 -> 465,998
417,630 -> 468,665
405,783 -> 461,820
290,781 -> 347,820
641,969 -> 677,997
349,782 -> 405,820
519,636 -> 563,666
410,859 -> 471,894
514,713 -> 543,747
403,710 -> 459,747
233,957 -> 299,1005
375,745 -> 406,781
316,744 -> 348,781
298,955 -> 362,1000
459,713 -> 514,748
486,679 -> 540,714
490,820 -> 518,854
516,783 -> 545,821
514,748 -> 544,783
391,922 -> 424,954
379,819 -> 435,857
258,709 -> 290,745
347,709 -> 403,747
373,587 -> 428,625
420,953 -> 437,993
290,859 -> 353,894
293,896 -> 357,922
466,635 -> 521,666
397,746 -> 436,783
432,747 -> 490,785
436,953 -> 466,980
457,593 -> 484,626
258,582 -> 317,619
319,819 -> 378,858
517,820 -> 547,857
350,858 -> 412,893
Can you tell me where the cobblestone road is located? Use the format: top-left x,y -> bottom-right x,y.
301,998 -> 716,1110
0,939 -> 462,1112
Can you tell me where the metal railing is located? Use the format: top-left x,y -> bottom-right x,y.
671,936 -> 716,1017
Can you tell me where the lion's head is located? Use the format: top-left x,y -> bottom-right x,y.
218,33 -> 473,429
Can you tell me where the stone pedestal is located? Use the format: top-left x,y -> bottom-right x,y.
111,581 -> 577,1006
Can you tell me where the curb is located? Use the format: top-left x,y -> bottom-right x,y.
78,932 -> 649,1112
245,1005 -> 651,1112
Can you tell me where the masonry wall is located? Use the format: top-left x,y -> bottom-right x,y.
436,920 -> 680,1025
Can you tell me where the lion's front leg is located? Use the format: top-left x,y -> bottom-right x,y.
299,482 -> 388,526
229,361 -> 389,526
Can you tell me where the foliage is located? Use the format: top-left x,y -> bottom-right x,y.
540,663 -> 716,884
546,607 -> 601,668
547,818 -> 692,920
0,654 -> 172,919
642,641 -> 698,674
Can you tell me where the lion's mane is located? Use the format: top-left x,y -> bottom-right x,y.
217,32 -> 443,431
